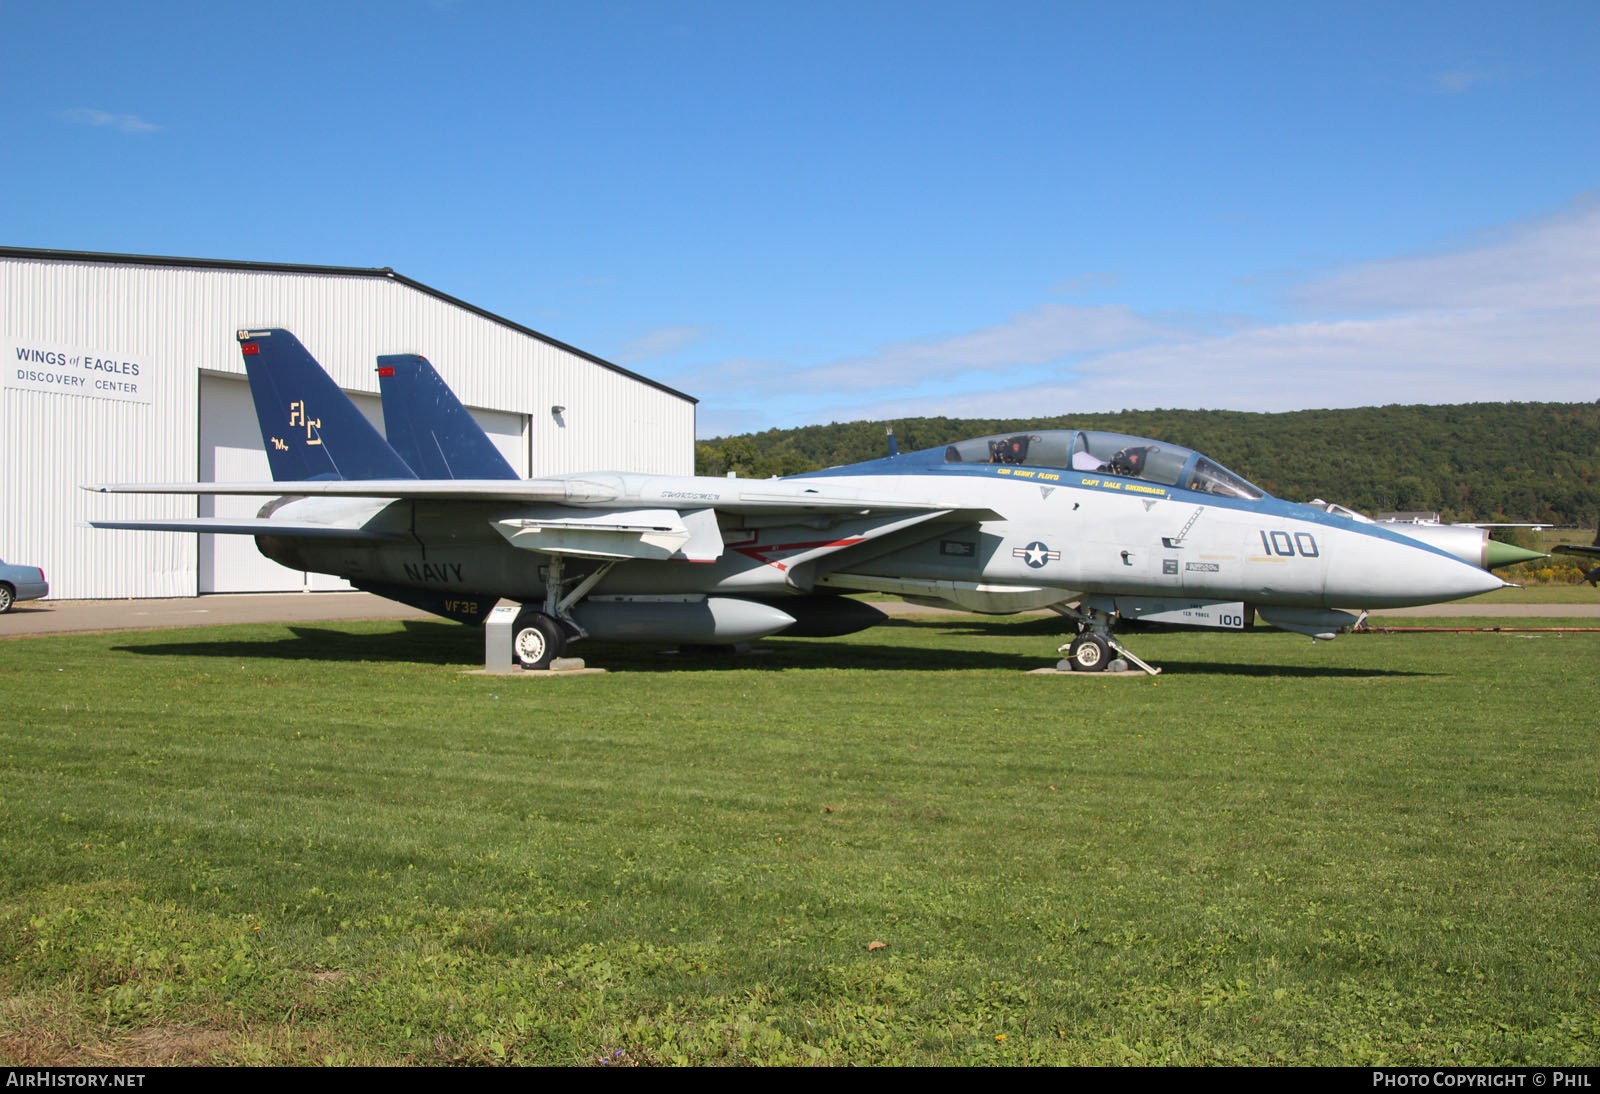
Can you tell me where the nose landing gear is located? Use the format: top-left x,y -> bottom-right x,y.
1051,604 -> 1161,675
1064,632 -> 1113,671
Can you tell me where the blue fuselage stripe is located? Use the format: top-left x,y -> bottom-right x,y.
796,458 -> 1464,561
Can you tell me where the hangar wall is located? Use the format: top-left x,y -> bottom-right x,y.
0,248 -> 697,600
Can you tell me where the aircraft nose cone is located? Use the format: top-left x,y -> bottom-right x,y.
1424,557 -> 1506,602
1483,540 -> 1547,570
1326,531 -> 1505,607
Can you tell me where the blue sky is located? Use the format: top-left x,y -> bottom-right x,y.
5,1 -> 1597,436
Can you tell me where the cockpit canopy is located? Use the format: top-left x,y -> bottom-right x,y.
935,429 -> 1265,499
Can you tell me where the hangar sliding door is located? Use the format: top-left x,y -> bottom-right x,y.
470,407 -> 530,477
197,374 -> 529,594
197,374 -> 390,593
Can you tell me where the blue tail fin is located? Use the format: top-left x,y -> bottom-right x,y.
237,329 -> 417,482
376,353 -> 519,480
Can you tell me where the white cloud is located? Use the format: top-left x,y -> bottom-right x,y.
1293,196 -> 1600,313
694,403 -> 775,439
681,301 -> 1189,400
1050,271 -> 1124,295
1432,68 -> 1497,94
794,302 -> 1185,391
612,325 -> 708,363
1050,306 -> 1594,413
691,196 -> 1600,432
59,108 -> 162,134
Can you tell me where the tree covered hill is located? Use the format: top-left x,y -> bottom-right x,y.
695,402 -> 1600,526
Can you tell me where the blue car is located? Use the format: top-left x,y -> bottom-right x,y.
0,558 -> 48,613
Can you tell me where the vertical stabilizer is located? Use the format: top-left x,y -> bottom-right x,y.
237,329 -> 417,482
376,354 -> 519,480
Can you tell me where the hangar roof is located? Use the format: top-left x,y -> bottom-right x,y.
0,245 -> 696,404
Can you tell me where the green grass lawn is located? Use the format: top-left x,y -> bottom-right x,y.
1,615 -> 1596,1065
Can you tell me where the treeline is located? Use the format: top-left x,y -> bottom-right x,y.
696,402 -> 1600,526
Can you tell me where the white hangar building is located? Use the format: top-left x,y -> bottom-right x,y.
0,246 -> 698,600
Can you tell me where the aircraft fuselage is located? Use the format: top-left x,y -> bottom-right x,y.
260,465 -> 1501,615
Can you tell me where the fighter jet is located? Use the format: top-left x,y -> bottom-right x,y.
1553,522 -> 1600,586
88,329 -> 1510,673
1303,502 -> 1547,573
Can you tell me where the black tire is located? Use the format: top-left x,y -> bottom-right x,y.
511,610 -> 565,670
0,584 -> 13,614
1067,634 -> 1112,672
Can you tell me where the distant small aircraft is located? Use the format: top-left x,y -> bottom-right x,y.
1553,522 -> 1600,586
89,329 -> 1517,673
1307,503 -> 1546,573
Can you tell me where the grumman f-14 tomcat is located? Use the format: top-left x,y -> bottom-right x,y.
87,329 -> 1534,674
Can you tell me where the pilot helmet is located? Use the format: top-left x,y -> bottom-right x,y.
1110,446 -> 1149,476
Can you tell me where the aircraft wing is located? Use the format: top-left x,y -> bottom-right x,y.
88,479 -> 578,501
84,517 -> 407,540
84,477 -> 966,514
85,477 -> 993,565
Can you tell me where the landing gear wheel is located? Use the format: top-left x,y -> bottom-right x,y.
511,610 -> 566,670
1067,634 -> 1112,672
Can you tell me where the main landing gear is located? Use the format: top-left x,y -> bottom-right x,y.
510,555 -> 618,670
1050,604 -> 1161,676
511,608 -> 567,670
